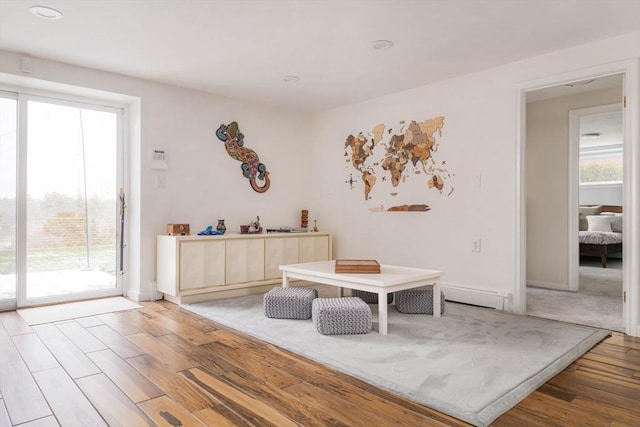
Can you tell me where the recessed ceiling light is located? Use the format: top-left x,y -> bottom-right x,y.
29,6 -> 63,20
565,79 -> 595,88
283,75 -> 300,83
372,40 -> 394,50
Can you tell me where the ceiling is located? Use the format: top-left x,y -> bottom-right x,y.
0,0 -> 639,112
526,73 -> 624,147
580,108 -> 623,148
525,74 -> 624,103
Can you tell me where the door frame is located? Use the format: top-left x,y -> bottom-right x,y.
568,102 -> 623,292
7,91 -> 125,308
515,59 -> 640,337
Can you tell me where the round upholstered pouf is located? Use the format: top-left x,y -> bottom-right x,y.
264,287 -> 318,319
312,297 -> 372,335
395,289 -> 445,314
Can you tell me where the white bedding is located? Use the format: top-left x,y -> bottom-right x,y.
579,231 -> 623,245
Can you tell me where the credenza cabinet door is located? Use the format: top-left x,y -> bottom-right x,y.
157,233 -> 331,301
298,235 -> 330,263
265,238 -> 299,279
225,239 -> 265,284
179,240 -> 225,290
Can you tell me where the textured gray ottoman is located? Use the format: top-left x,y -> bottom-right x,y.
351,289 -> 393,304
396,289 -> 446,314
264,287 -> 318,319
312,297 -> 372,335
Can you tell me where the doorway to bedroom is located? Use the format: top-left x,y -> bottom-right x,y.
524,73 -> 625,332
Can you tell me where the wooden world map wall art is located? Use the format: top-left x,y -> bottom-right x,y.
216,121 -> 270,193
344,116 -> 454,212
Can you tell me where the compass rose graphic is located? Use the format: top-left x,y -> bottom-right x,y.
345,174 -> 356,189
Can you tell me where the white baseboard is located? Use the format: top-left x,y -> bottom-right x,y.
526,280 -> 569,291
441,283 -> 510,310
155,280 -> 510,312
165,279 -> 337,305
125,289 -> 144,302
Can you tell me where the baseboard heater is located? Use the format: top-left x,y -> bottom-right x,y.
441,283 -> 510,310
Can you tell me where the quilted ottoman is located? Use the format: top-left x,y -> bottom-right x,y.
264,287 -> 318,319
395,288 -> 446,314
312,297 -> 372,335
351,289 -> 393,304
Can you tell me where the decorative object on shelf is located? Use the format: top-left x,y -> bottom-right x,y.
241,216 -> 262,234
266,227 -> 307,233
197,225 -> 223,236
167,224 -> 190,236
312,220 -> 319,232
215,121 -> 270,193
301,209 -> 308,229
216,219 -> 227,234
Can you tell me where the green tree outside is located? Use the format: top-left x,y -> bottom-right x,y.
580,163 -> 623,183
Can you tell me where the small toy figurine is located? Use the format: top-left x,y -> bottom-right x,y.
248,216 -> 261,233
198,225 -> 223,235
312,220 -> 319,232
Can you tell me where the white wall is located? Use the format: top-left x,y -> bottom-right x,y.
310,31 -> 640,309
1,30 -> 638,325
526,87 -> 621,288
0,50 -> 313,301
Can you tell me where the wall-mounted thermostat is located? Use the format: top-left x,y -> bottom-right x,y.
152,149 -> 168,169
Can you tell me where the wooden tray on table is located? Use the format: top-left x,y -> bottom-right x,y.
334,260 -> 381,274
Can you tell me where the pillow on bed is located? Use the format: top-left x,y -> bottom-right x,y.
587,215 -> 612,232
579,205 -> 602,231
611,214 -> 623,232
601,212 -> 623,232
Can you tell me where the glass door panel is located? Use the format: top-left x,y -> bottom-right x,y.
25,100 -> 119,301
0,95 -> 17,306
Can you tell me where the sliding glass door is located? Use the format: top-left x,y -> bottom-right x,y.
0,94 -> 17,309
0,91 -> 123,308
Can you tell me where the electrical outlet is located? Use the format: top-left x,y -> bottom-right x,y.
472,238 -> 482,252
157,175 -> 166,189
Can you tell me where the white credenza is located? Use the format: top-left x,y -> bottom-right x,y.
157,232 -> 332,303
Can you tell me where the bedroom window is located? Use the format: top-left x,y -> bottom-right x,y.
578,108 -> 623,185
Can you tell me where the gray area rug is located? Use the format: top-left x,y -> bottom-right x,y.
184,294 -> 609,426
528,258 -> 623,332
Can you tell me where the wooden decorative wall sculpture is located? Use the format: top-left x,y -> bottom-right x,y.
343,116 -> 453,212
216,121 -> 270,193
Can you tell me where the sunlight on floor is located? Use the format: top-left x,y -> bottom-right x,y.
0,269 -> 116,299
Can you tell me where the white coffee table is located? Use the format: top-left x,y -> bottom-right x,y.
279,260 -> 442,335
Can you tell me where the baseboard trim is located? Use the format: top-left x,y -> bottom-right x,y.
168,279 -> 330,305
168,281 -> 510,310
441,284 -> 510,310
126,289 -> 144,302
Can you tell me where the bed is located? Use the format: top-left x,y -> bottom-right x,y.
579,204 -> 622,268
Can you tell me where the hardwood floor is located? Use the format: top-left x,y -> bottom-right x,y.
0,300 -> 638,426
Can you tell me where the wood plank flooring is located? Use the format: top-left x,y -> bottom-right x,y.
0,300 -> 638,426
